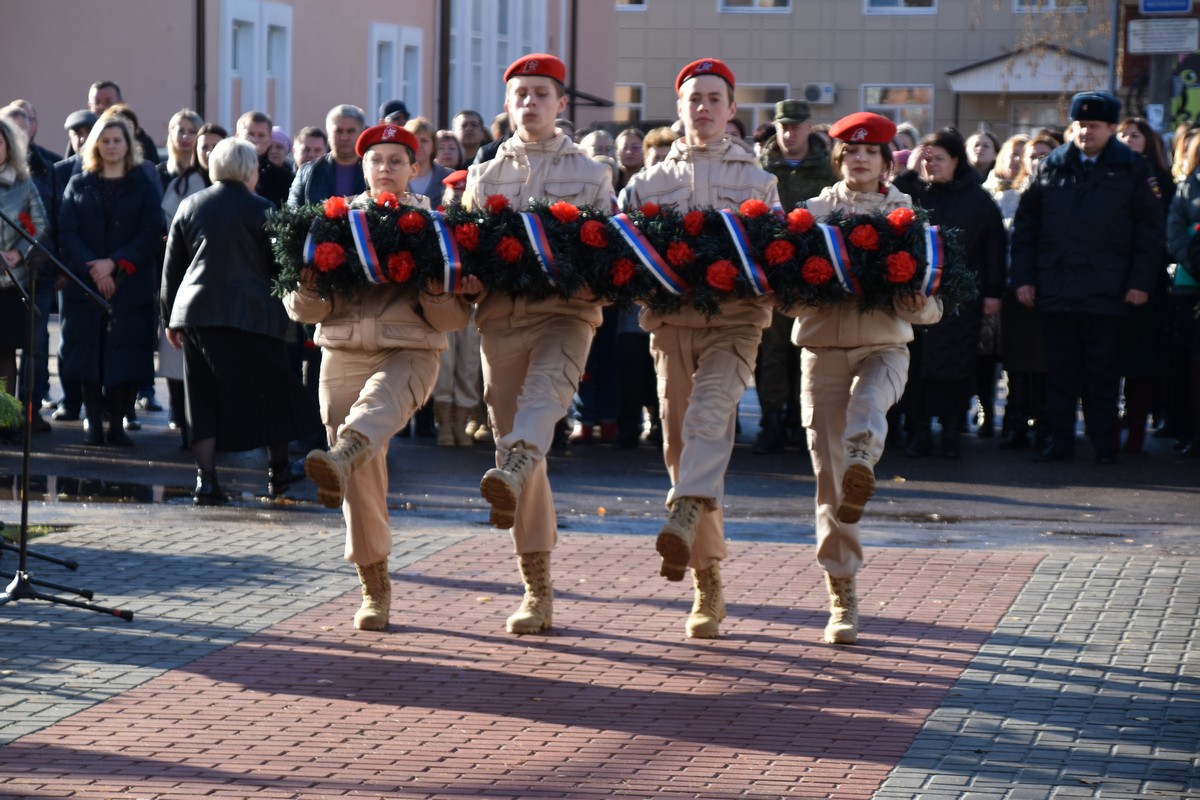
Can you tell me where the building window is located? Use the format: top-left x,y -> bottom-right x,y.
370,23 -> 424,118
1012,101 -> 1068,136
448,0 -> 547,124
862,85 -> 933,136
614,84 -> 644,123
719,0 -> 791,11
1014,0 -> 1086,11
616,0 -> 646,8
221,0 -> 292,131
864,0 -> 936,14
735,84 -> 789,138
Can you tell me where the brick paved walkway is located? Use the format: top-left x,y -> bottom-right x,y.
1,508 -> 1197,799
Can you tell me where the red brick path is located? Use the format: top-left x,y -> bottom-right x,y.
0,536 -> 1040,799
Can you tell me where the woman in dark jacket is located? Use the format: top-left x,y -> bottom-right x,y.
57,113 -> 163,446
161,138 -> 322,504
895,128 -> 1007,458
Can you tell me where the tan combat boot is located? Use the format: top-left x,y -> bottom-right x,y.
506,551 -> 552,634
836,459 -> 875,524
353,559 -> 391,631
824,573 -> 859,645
305,430 -> 371,509
686,563 -> 725,639
479,444 -> 537,529
434,401 -> 456,447
451,406 -> 475,447
656,496 -> 705,581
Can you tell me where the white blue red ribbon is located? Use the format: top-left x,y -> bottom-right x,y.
302,218 -> 320,265
348,209 -> 386,285
818,223 -> 859,295
520,211 -> 559,286
429,210 -> 463,293
923,224 -> 944,297
719,209 -> 769,295
608,213 -> 688,295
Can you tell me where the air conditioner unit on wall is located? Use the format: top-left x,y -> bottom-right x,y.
803,82 -> 836,105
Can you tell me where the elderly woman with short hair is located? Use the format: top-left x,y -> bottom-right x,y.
161,138 -> 322,504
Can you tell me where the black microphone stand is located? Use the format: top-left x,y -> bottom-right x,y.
0,205 -> 133,620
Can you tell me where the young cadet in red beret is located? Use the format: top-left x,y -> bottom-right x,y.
285,124 -> 475,631
791,112 -> 942,644
621,58 -> 781,638
464,53 -> 614,635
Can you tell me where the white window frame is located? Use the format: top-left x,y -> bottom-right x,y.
613,83 -> 645,123
861,83 -> 935,134
863,0 -> 937,15
447,0 -> 547,125
735,83 -> 791,134
369,24 -> 424,119
1012,0 -> 1087,12
220,0 -> 292,132
718,0 -> 792,12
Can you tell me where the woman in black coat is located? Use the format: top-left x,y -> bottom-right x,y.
895,128 -> 1006,458
58,114 -> 163,446
161,138 -> 322,504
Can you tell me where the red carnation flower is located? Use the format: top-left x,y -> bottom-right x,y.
18,212 -> 35,236
398,210 -> 425,235
313,242 -> 347,272
497,235 -> 524,263
454,223 -> 480,252
801,255 -> 834,285
580,219 -> 608,249
324,196 -> 349,219
739,199 -> 770,218
848,224 -> 880,251
549,201 -> 580,224
765,239 -> 795,267
886,252 -> 918,283
610,257 -> 636,287
706,259 -> 738,292
787,208 -> 815,235
666,241 -> 695,267
683,210 -> 706,238
484,194 -> 510,215
375,191 -> 399,210
641,202 -> 660,218
886,207 -> 917,234
387,251 -> 416,283
117,259 -> 137,275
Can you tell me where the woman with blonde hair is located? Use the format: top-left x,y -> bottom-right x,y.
58,112 -> 163,446
0,116 -> 48,416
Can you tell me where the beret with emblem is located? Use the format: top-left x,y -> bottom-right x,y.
355,123 -> 419,158
828,112 -> 897,145
675,58 -> 736,92
504,53 -> 566,84
1069,91 -> 1120,124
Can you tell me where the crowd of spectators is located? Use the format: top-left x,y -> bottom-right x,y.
0,78 -> 1197,471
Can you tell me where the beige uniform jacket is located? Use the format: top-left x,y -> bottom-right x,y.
283,193 -> 472,350
464,133 -> 613,330
621,137 -> 780,330
789,182 -> 942,348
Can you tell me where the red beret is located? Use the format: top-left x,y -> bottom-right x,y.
828,112 -> 897,146
504,53 -> 566,84
675,58 -> 736,93
442,169 -> 468,188
355,124 -> 419,158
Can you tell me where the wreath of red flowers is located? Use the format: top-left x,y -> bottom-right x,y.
886,207 -> 917,234
496,235 -> 524,263
787,208 -> 815,235
801,256 -> 834,285
375,192 -> 400,210
454,222 -> 480,252
387,251 -> 415,283
610,257 -> 636,287
765,239 -> 795,267
739,199 -> 770,219
484,194 -> 510,215
885,252 -> 918,283
683,210 -> 706,238
549,201 -> 580,224
667,241 -> 695,267
641,202 -> 660,218
580,219 -> 608,249
706,259 -> 738,292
